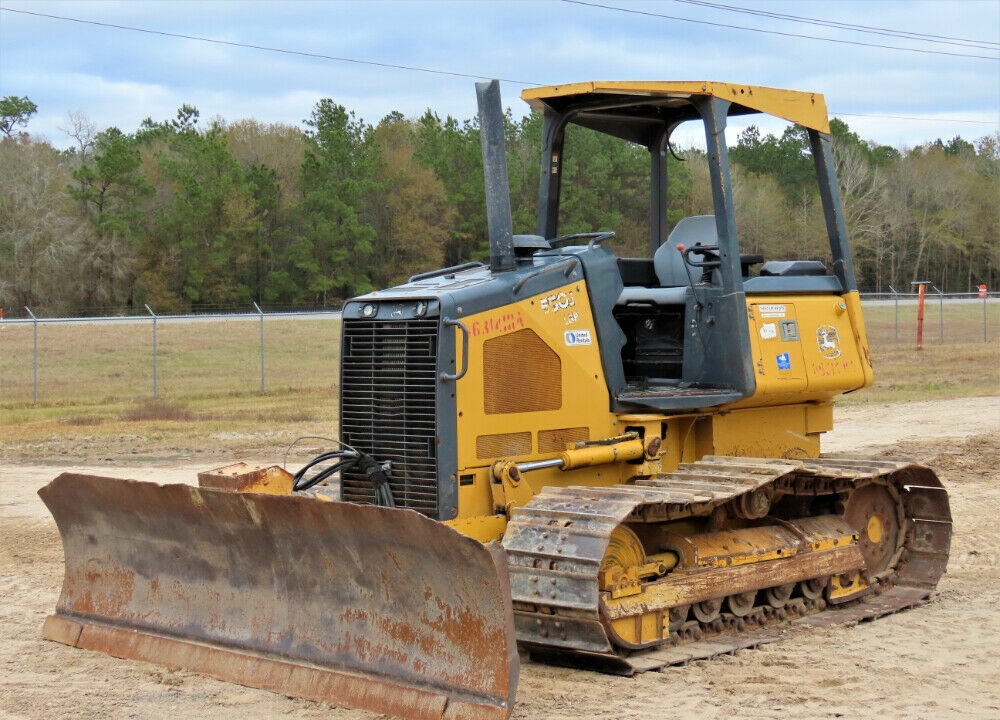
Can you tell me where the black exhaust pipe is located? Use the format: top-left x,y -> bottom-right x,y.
475,80 -> 516,273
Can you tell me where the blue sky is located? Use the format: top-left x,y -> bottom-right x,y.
1,0 -> 997,149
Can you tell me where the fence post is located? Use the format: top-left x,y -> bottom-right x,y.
912,281 -> 929,350
24,306 -> 38,404
985,291 -> 990,343
253,302 -> 265,395
888,286 -> 899,343
145,304 -> 158,400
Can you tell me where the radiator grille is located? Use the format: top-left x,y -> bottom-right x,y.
340,318 -> 440,517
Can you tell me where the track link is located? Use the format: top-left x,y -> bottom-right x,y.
501,455 -> 952,674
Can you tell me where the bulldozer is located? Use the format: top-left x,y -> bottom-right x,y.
39,81 -> 952,720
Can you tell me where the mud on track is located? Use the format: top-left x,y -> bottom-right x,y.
2,398 -> 998,720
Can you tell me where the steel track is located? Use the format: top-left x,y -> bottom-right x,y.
502,456 -> 952,675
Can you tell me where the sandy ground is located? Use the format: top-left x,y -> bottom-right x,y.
2,397 -> 999,720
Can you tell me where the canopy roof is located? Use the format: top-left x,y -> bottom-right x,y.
521,81 -> 830,145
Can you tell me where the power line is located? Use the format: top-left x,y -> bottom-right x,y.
674,0 -> 1000,50
832,112 -> 998,126
562,0 -> 1000,60
0,7 -> 543,86
3,5 -> 996,128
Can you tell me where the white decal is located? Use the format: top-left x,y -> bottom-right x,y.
540,291 -> 576,314
760,323 -> 777,340
564,330 -> 592,346
816,325 -> 842,359
759,304 -> 787,318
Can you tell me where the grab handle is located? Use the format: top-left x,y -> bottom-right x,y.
440,318 -> 469,382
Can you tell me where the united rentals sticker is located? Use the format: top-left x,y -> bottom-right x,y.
564,329 -> 592,345
816,325 -> 842,359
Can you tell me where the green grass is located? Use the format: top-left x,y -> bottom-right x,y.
1,306 -> 996,459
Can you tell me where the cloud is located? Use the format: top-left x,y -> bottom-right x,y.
2,0 -> 996,149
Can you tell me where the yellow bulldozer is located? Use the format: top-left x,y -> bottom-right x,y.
39,81 -> 952,720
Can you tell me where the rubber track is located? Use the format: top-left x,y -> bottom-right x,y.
502,455 -> 952,675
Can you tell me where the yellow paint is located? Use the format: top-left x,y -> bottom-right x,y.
708,404 -> 826,459
828,572 -> 869,601
867,515 -> 884,544
600,518 -> 862,645
198,463 -> 295,495
522,81 -> 830,134
599,525 -> 646,599
443,278 -> 870,539
451,281 -> 623,523
738,293 -> 870,409
683,526 -> 801,568
557,436 -> 645,469
609,613 -> 664,648
442,513 -> 508,543
243,467 -> 294,495
811,535 -> 849,552
494,461 -> 536,516
842,291 -> 876,389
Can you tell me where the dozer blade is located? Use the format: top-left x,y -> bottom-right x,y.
39,473 -> 518,720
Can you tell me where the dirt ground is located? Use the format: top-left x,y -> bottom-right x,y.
2,397 -> 998,720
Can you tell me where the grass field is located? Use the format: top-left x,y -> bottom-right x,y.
1,304 -> 996,458
0,317 -> 344,458
845,300 -> 999,402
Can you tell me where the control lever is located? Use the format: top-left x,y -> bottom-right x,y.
675,244 -> 708,353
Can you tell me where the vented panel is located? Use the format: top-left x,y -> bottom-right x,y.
483,329 -> 561,414
538,427 -> 590,453
340,318 -> 439,517
476,432 -> 532,460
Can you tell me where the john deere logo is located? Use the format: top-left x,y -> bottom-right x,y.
816,325 -> 841,359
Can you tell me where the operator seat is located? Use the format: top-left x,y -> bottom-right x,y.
655,215 -> 718,286
616,215 -> 720,305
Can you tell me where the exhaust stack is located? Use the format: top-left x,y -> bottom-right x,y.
476,80 -> 516,273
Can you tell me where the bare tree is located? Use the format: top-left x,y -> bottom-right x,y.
60,110 -> 98,162
0,140 -> 83,313
836,143 -> 889,291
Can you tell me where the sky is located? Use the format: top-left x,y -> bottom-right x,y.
1,0 -> 998,150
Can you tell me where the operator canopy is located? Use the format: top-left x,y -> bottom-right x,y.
522,81 -> 831,147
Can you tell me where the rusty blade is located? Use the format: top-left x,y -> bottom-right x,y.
39,473 -> 518,720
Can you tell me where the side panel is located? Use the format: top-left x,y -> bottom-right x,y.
710,403 -> 832,459
739,293 -> 871,407
453,281 -> 618,518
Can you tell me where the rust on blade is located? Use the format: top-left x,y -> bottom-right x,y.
39,473 -> 518,720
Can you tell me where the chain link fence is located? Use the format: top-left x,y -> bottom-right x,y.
1,296 -> 996,406
860,291 -> 998,347
1,307 -> 342,405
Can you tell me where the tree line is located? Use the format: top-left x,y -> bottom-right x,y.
1,94 -> 996,316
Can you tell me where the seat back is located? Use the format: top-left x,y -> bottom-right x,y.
655,215 -> 718,285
